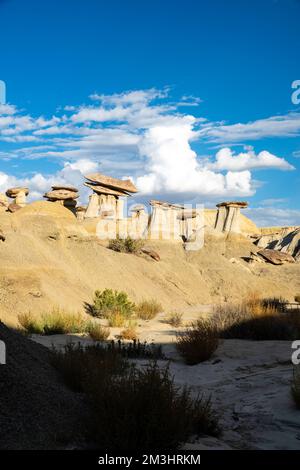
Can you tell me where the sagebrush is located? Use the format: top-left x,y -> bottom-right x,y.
92,289 -> 135,319
108,236 -> 144,254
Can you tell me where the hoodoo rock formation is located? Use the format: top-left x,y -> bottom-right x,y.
6,187 -> 29,209
43,185 -> 79,213
215,201 -> 248,234
84,172 -> 138,219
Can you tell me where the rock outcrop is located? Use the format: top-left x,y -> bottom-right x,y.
215,201 -> 248,234
256,249 -> 295,265
44,186 -> 79,213
84,173 -> 138,219
6,187 -> 29,208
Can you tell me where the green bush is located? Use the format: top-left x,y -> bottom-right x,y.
108,236 -> 144,254
176,320 -> 219,365
92,289 -> 135,319
135,299 -> 162,320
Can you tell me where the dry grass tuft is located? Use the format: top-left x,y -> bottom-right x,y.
212,296 -> 300,341
87,323 -> 110,341
176,320 -> 219,365
165,312 -> 183,327
135,299 -> 162,320
120,321 -> 138,340
18,309 -> 88,335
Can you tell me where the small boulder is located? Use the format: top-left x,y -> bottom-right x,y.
257,249 -> 295,265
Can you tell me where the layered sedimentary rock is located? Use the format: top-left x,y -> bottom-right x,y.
148,200 -> 203,242
6,187 -> 29,208
129,204 -> 149,238
215,201 -> 248,234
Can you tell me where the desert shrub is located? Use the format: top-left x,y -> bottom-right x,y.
18,310 -> 88,335
212,300 -> 300,341
108,236 -> 144,254
86,362 -> 220,450
92,289 -> 135,319
292,366 -> 300,408
135,299 -> 162,320
295,295 -> 300,303
120,325 -> 138,341
51,342 -> 128,392
87,322 -> 110,341
176,320 -> 219,365
18,312 -> 44,335
165,312 -> 183,327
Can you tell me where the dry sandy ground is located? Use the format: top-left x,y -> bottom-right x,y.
1,201 -> 300,325
32,309 -> 300,451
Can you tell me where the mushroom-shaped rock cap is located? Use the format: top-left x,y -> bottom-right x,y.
216,201 -> 248,208
85,172 -> 138,193
51,185 -> 78,192
6,187 -> 29,198
44,189 -> 79,201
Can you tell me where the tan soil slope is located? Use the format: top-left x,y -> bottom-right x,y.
0,202 -> 299,325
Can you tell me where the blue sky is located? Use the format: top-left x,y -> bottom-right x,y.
0,0 -> 299,226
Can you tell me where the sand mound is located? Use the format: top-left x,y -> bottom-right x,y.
0,322 -> 89,449
12,200 -> 76,220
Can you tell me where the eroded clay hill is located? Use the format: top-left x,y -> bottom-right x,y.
0,201 -> 299,325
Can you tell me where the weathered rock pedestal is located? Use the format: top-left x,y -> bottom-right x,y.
215,201 -> 248,234
6,187 -> 29,209
149,200 -> 183,241
43,185 -> 79,214
129,204 -> 148,238
84,173 -> 138,222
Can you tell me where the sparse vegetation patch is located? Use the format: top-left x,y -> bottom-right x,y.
135,299 -> 162,320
